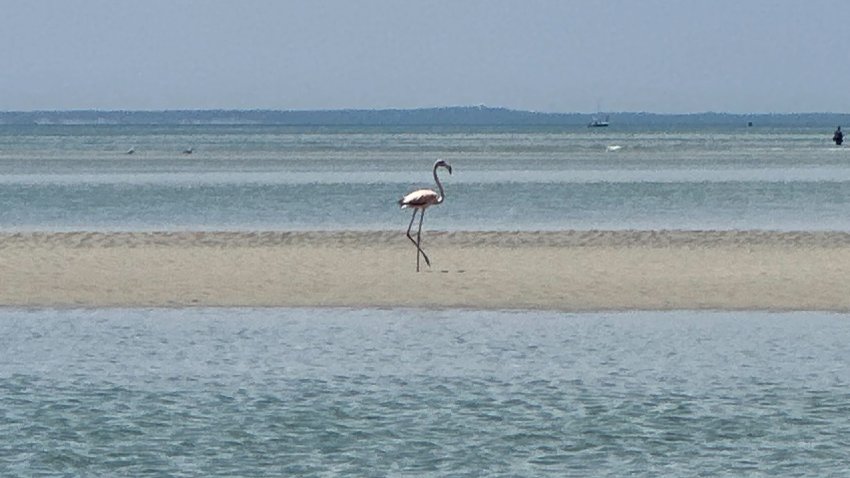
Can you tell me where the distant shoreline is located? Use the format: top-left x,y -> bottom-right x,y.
3,229 -> 849,311
2,107 -> 849,127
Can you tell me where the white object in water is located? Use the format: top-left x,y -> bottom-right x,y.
606,145 -> 622,152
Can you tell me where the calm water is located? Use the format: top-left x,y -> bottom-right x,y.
4,125 -> 849,475
1,308 -> 849,476
2,124 -> 850,231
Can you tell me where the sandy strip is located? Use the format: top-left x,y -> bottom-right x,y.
2,230 -> 850,311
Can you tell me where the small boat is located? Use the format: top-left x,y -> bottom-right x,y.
588,115 -> 610,127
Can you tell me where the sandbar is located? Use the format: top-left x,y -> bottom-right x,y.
2,230 -> 849,311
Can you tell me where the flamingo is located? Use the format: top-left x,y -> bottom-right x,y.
398,159 -> 452,272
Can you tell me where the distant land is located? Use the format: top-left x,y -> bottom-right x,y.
1,106 -> 848,127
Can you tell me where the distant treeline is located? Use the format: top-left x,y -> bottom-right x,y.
1,106 -> 848,127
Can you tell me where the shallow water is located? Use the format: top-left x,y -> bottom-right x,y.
2,308 -> 849,476
2,124 -> 850,231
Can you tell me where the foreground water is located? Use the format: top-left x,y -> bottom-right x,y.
1,308 -> 849,476
3,124 -> 850,231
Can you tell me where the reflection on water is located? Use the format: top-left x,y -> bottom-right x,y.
1,308 -> 849,476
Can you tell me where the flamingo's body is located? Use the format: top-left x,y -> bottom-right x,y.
399,160 -> 452,272
399,189 -> 440,209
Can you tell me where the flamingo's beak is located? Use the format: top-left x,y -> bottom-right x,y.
447,165 -> 453,175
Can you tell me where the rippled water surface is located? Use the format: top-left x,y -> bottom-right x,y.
3,124 -> 850,231
2,308 -> 849,476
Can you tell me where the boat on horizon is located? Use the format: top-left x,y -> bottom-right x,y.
588,114 -> 610,127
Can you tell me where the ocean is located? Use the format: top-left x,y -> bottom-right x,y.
3,123 -> 850,475
2,308 -> 849,476
1,123 -> 850,231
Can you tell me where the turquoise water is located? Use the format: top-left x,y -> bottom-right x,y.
2,308 -> 849,476
2,124 -> 850,231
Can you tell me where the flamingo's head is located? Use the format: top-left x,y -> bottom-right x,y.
435,159 -> 452,175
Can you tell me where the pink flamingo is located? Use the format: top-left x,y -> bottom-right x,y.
398,159 -> 453,272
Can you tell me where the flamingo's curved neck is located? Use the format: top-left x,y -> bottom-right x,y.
433,165 -> 446,203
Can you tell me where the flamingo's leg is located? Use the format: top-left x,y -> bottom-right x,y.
417,209 -> 431,270
406,209 -> 429,272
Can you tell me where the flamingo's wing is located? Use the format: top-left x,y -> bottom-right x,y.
399,189 -> 438,208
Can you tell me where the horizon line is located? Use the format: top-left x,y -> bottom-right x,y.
2,107 -> 849,116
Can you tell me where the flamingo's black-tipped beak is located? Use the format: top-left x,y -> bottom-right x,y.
435,159 -> 452,174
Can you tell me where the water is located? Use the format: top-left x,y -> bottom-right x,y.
1,308 -> 849,476
2,124 -> 850,231
3,124 -> 850,475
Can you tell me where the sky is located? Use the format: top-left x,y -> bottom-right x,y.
1,0 -> 848,113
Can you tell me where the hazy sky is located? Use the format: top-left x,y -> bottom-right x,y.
2,0 -> 848,113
